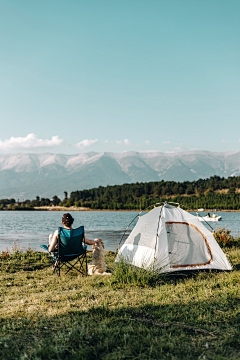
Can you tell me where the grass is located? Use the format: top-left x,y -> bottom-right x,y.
0,244 -> 240,359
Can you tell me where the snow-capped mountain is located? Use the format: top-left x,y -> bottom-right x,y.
0,150 -> 240,200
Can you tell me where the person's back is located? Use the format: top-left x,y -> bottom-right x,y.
49,213 -> 101,252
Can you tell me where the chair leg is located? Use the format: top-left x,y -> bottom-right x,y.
78,255 -> 87,276
53,259 -> 60,276
63,261 -> 76,275
50,256 -> 57,274
55,254 -> 88,276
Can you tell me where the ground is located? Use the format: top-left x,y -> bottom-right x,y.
0,248 -> 239,360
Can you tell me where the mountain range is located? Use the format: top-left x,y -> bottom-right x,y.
0,150 -> 240,200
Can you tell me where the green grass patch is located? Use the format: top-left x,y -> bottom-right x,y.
0,245 -> 240,359
111,256 -> 165,287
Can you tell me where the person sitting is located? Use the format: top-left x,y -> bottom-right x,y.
49,213 -> 101,252
207,213 -> 211,218
213,213 -> 217,218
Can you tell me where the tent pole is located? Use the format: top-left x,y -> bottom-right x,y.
118,202 -> 164,249
168,201 -> 214,231
154,205 -> 163,262
118,201 -> 213,250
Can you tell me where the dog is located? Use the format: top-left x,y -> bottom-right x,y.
88,241 -> 111,275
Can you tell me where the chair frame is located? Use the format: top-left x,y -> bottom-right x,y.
42,227 -> 88,276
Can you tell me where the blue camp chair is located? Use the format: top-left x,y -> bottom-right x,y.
40,226 -> 87,276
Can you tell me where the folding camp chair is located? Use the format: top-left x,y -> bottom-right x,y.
40,226 -> 87,276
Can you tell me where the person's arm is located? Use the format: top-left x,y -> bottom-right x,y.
84,237 -> 101,245
49,230 -> 59,252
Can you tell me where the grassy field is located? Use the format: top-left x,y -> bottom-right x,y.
0,245 -> 240,360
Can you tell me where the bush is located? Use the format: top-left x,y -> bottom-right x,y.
213,227 -> 240,248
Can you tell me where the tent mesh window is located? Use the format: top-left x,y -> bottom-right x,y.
166,222 -> 212,268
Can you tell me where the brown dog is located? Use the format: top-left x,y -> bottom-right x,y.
88,241 -> 111,275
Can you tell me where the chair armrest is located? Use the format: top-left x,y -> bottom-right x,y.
40,245 -> 58,254
40,245 -> 49,252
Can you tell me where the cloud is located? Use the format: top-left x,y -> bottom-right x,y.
164,143 -> 186,153
162,141 -> 171,144
76,139 -> 98,149
103,140 -> 113,144
222,139 -> 229,144
145,140 -> 150,145
0,133 -> 63,150
116,139 -> 132,145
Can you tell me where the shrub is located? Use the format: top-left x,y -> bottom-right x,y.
0,247 -> 11,259
213,227 -> 239,248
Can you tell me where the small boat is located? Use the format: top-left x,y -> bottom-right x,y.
198,208 -> 204,212
197,215 -> 222,222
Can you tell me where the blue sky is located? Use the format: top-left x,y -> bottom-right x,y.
0,0 -> 239,154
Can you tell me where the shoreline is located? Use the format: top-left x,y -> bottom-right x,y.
1,206 -> 240,212
34,206 -> 138,211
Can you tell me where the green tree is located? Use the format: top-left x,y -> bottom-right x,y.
52,195 -> 61,206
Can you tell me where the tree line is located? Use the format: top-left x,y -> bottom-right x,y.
1,175 -> 240,210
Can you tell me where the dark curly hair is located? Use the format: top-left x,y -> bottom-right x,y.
62,213 -> 74,228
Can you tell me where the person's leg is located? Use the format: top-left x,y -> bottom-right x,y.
49,234 -> 54,246
48,234 -> 58,268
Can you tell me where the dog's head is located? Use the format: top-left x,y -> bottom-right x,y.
92,240 -> 104,251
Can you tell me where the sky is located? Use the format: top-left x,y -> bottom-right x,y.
0,0 -> 239,154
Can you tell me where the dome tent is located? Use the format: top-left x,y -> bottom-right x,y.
116,203 -> 232,273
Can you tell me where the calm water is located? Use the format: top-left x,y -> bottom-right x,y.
0,210 -> 240,252
0,211 -> 139,252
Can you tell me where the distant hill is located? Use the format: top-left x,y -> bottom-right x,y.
1,150 -> 240,200
67,176 -> 240,210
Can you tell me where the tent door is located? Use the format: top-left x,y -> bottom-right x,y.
166,222 -> 212,268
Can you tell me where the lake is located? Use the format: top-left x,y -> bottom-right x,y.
0,210 -> 240,252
